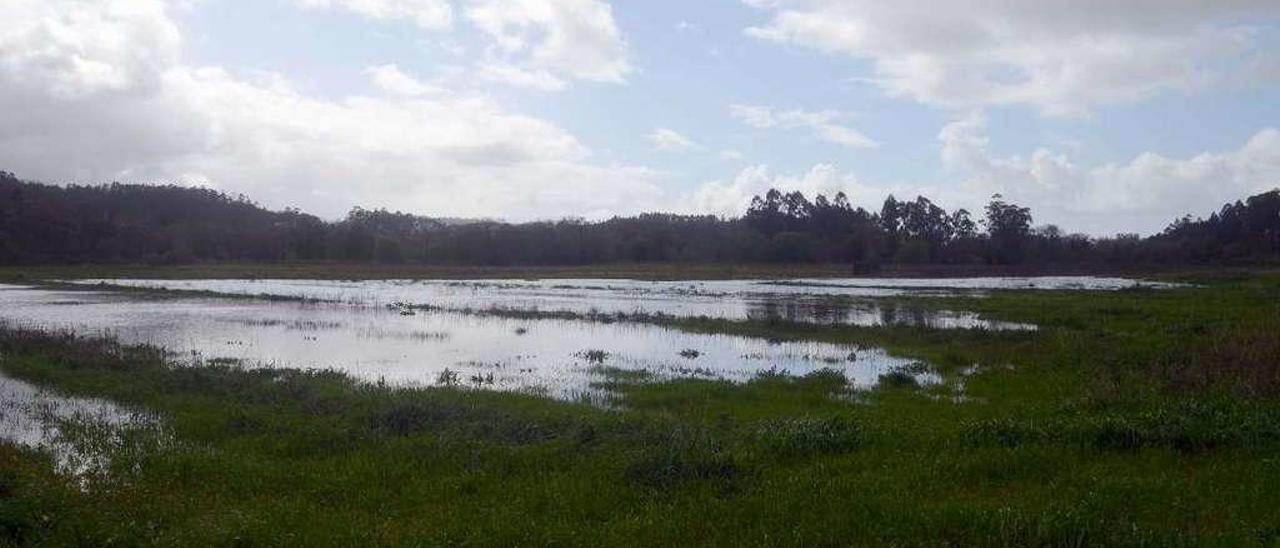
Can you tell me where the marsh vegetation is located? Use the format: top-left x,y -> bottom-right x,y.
1,270 -> 1279,544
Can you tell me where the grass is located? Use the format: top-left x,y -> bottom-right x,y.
2,273 -> 1280,544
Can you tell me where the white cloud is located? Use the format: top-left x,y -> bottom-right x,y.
937,112 -> 1280,233
744,0 -> 1280,116
0,0 -> 669,220
648,128 -> 700,152
474,62 -> 567,91
688,164 -> 874,217
0,0 -> 182,99
290,0 -> 453,30
466,0 -> 631,87
365,63 -> 444,96
6,0 -> 1275,236
688,115 -> 1280,234
286,0 -> 632,90
730,105 -> 877,148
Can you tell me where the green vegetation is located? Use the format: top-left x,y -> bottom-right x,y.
4,171 -> 1279,267
3,274 -> 1280,545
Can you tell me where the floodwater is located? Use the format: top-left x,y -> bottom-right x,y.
0,369 -> 157,476
1,276 -> 1167,463
60,277 -> 1168,330
0,285 -> 930,401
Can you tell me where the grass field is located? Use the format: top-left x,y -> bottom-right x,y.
3,270 -> 1280,545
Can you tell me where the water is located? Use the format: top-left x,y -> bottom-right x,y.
0,285 -> 928,401
0,369 -> 157,476
0,276 -> 1169,476
62,277 -> 1168,330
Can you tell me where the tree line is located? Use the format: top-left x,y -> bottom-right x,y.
0,170 -> 1276,267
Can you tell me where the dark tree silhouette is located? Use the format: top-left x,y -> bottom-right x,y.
983,194 -> 1034,264
0,170 -> 1276,268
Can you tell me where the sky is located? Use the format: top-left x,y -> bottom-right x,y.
2,0 -> 1279,235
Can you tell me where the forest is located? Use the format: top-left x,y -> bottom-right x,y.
0,170 -> 1276,267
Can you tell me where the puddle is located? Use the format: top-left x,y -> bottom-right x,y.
57,277 -> 1168,330
0,369 -> 158,477
0,285 -> 928,400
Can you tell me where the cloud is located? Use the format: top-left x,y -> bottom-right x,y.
365,63 -> 445,96
474,62 -> 567,91
689,115 -> 1280,234
0,0 -> 669,220
285,0 -> 632,90
937,112 -> 1280,234
466,0 -> 632,87
0,0 -> 182,99
730,105 -> 876,148
743,0 -> 1280,116
688,164 -> 876,217
290,0 -> 454,30
648,128 -> 700,152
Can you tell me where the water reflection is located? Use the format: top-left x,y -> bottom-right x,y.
0,285 -> 926,400
63,277 -> 1096,330
742,298 -> 1031,330
0,369 -> 157,476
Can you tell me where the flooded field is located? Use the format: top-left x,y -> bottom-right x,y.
0,369 -> 158,476
0,285 -> 931,401
65,276 -> 1168,330
2,276 -> 1173,403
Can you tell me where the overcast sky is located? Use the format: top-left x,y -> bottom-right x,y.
2,0 -> 1279,234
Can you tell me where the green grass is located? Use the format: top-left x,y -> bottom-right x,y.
3,274 -> 1280,545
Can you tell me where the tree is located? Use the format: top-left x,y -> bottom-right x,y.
983,194 -> 1033,264
745,189 -> 787,236
951,209 -> 977,240
900,196 -> 953,260
879,195 -> 902,235
2,170 -> 1276,268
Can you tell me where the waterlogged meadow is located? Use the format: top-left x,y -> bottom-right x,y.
69,276 -> 1177,329
3,271 -> 1280,545
60,276 -> 1172,327
0,369 -> 161,478
0,284 -> 929,401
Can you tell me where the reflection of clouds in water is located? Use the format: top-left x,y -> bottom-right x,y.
743,298 -> 1035,330
63,277 -> 1089,330
0,286 -> 927,402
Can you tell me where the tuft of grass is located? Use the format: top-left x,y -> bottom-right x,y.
576,349 -> 609,364
750,416 -> 862,458
435,368 -> 460,386
626,426 -> 743,493
961,418 -> 1046,448
878,369 -> 920,389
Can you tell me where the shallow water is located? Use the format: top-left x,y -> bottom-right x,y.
0,369 -> 155,476
60,277 -> 1167,330
0,285 -> 928,400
